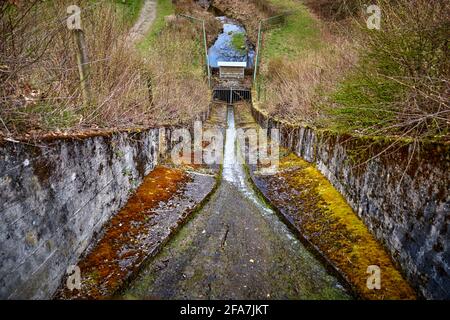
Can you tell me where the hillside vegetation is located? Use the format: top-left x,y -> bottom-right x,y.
0,0 -> 211,137
256,0 -> 450,141
2,0 -> 448,141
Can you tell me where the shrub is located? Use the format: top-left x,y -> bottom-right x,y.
304,0 -> 368,21
0,0 -> 211,135
330,0 -> 450,139
144,24 -> 210,125
261,38 -> 356,124
0,0 -> 154,134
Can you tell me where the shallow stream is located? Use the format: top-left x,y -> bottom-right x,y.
208,16 -> 255,68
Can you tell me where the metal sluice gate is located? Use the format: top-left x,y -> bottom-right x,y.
213,88 -> 252,104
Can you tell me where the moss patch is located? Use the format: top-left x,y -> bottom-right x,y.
231,32 -> 246,53
257,151 -> 416,300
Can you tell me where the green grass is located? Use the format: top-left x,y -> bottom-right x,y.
262,0 -> 322,60
137,0 -> 174,51
114,0 -> 145,25
231,32 -> 246,53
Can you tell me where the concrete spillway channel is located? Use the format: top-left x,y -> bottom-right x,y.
58,4 -> 417,301
121,105 -> 351,300
118,12 -> 350,299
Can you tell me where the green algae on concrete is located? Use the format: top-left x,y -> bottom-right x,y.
254,151 -> 417,300
234,101 -> 416,299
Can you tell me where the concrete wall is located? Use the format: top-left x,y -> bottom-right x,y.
251,105 -> 450,300
0,130 -> 159,299
0,106 -> 211,300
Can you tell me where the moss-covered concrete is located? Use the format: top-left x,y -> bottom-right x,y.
121,104 -> 351,300
55,165 -> 216,299
253,151 -> 416,299
250,93 -> 449,299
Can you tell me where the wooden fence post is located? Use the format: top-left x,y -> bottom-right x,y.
73,28 -> 91,111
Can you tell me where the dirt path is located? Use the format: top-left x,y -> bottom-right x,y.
127,0 -> 157,43
122,106 -> 351,300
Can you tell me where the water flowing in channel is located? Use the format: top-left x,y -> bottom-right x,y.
223,106 -> 298,242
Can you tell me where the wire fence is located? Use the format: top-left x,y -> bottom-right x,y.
177,14 -> 211,89
253,11 -> 294,101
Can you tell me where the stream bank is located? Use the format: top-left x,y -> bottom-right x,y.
207,16 -> 255,68
208,0 -> 271,44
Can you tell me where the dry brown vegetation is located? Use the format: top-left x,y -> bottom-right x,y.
304,0 -> 364,21
1,0 -> 150,135
0,0 -> 211,137
174,0 -> 221,44
257,0 -> 357,125
144,21 -> 211,125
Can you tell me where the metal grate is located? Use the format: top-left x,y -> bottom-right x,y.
213,88 -> 251,104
